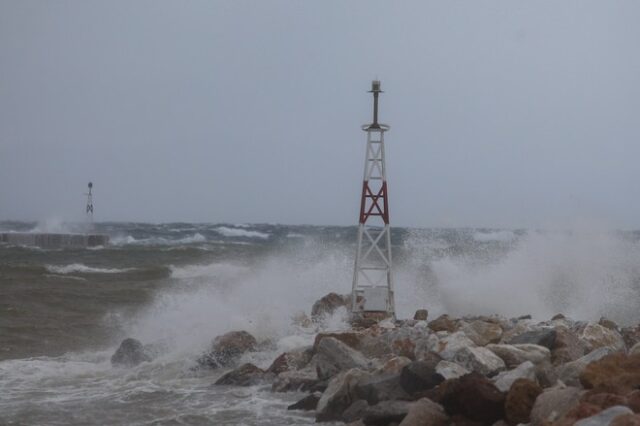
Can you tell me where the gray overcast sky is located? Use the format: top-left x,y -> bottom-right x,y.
1,1 -> 639,228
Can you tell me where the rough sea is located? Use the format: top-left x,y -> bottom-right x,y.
2,221 -> 640,425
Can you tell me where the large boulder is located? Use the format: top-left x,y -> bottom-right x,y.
507,328 -> 557,350
452,346 -> 506,376
414,309 -> 429,321
493,361 -> 536,392
579,323 -> 626,352
433,332 -> 476,361
399,360 -> 445,395
557,347 -> 614,386
287,392 -> 321,411
266,347 -> 313,374
438,373 -> 505,424
529,385 -> 583,426
435,361 -> 470,380
580,353 -> 640,394
342,399 -> 370,423
574,405 -> 634,426
316,368 -> 370,422
361,400 -> 412,425
428,315 -> 460,333
398,398 -> 448,426
214,363 -> 267,386
198,330 -> 257,368
504,378 -> 543,425
316,337 -> 373,380
311,292 -> 349,320
551,327 -> 588,365
355,372 -> 410,405
461,320 -> 503,346
486,343 -> 550,368
272,362 -> 319,392
621,325 -> 640,349
111,338 -> 151,367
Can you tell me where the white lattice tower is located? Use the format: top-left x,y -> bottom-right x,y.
86,182 -> 94,229
351,80 -> 395,318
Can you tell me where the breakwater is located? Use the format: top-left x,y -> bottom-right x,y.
0,232 -> 109,248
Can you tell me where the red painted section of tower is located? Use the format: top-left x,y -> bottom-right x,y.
359,181 -> 389,225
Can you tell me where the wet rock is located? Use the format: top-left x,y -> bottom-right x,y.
343,399 -> 370,423
198,330 -> 257,368
579,323 -> 626,352
434,332 -> 476,361
311,292 -> 349,320
214,363 -> 267,386
557,347 -> 614,386
507,328 -> 556,350
399,360 -> 445,395
111,338 -> 151,367
554,402 -> 603,425
486,343 -> 550,368
438,373 -> 505,424
314,332 -> 363,351
287,392 -> 321,411
452,346 -> 506,376
266,347 -> 313,374
574,405 -> 634,426
628,390 -> 640,412
461,320 -> 503,346
622,325 -> 640,349
414,309 -> 429,321
504,378 -> 542,425
435,361 -> 470,380
529,385 -> 582,426
611,413 -> 640,426
272,363 -> 319,392
428,315 -> 460,333
355,372 -> 410,404
599,317 -> 620,331
361,400 -> 411,425
581,391 -> 628,410
376,356 -> 412,375
398,398 -> 448,426
316,368 -> 370,422
316,337 -> 373,380
580,353 -> 640,394
493,361 -> 536,392
631,342 -> 640,355
551,327 -> 587,365
534,359 -> 559,388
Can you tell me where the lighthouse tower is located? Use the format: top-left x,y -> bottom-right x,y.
351,80 -> 395,319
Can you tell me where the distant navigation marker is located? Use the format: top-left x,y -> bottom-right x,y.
86,182 -> 94,230
351,80 -> 395,319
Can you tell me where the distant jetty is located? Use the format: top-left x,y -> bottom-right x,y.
0,232 -> 109,248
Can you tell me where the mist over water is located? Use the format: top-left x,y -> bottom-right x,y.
1,221 -> 640,424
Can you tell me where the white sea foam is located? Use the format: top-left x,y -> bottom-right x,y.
397,228 -> 640,324
215,226 -> 269,239
473,230 -> 517,242
110,233 -> 206,246
125,246 -> 351,358
45,264 -> 135,274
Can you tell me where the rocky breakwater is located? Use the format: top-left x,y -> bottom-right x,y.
111,293 -> 640,425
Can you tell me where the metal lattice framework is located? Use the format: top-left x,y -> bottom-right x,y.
351,81 -> 395,317
86,182 -> 94,227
